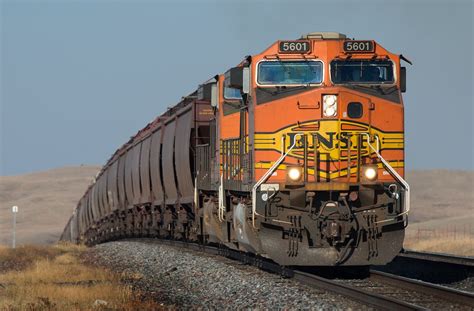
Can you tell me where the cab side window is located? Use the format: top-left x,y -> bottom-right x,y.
223,87 -> 241,116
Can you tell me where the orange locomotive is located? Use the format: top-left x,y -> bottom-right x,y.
62,32 -> 410,266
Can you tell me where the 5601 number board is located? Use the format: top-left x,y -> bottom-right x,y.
278,40 -> 311,54
343,40 -> 375,53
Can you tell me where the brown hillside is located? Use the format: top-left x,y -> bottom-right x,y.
404,170 -> 474,256
0,166 -> 100,245
406,170 -> 473,223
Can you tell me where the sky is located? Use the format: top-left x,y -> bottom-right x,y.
1,0 -> 473,175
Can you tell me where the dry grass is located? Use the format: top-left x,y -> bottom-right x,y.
0,244 -> 66,273
0,243 -> 162,310
404,237 -> 474,257
404,216 -> 474,256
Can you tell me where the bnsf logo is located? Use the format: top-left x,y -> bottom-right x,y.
254,120 -> 403,161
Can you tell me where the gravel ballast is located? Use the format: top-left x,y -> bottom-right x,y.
445,277 -> 474,293
88,239 -> 369,309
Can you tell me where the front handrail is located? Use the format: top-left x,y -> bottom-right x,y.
251,133 -> 303,228
362,133 -> 410,224
218,175 -> 225,221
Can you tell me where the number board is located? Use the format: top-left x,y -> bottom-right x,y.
278,40 -> 311,54
343,40 -> 375,53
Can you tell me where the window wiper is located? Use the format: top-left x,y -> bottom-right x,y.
257,85 -> 309,96
369,84 -> 398,95
302,56 -> 317,74
350,84 -> 398,95
275,55 -> 289,73
302,56 -> 322,84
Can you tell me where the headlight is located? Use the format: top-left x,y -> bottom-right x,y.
287,166 -> 303,183
288,167 -> 301,181
362,165 -> 378,181
323,95 -> 338,117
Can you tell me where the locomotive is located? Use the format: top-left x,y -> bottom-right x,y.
61,32 -> 410,266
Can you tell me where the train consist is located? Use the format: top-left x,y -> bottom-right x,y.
61,32 -> 411,266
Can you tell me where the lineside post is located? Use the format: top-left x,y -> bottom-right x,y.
12,205 -> 18,249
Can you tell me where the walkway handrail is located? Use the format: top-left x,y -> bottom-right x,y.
252,133 -> 303,228
362,133 -> 410,224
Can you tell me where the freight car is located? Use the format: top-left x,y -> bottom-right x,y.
61,32 -> 411,266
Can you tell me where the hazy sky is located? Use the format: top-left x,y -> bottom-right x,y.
1,0 -> 473,175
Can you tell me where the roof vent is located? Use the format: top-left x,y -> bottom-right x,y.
300,32 -> 347,40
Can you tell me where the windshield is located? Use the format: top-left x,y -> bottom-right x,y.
331,60 -> 394,84
257,61 -> 323,85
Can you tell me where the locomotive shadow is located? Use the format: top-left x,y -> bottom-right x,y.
372,256 -> 473,284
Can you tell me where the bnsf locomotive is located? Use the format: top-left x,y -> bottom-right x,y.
61,32 -> 410,266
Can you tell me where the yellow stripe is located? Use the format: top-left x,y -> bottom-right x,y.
255,161 -> 404,179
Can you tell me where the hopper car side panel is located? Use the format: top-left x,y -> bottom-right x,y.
71,212 -> 78,242
97,174 -> 106,217
85,196 -> 90,227
162,120 -> 178,205
90,186 -> 99,222
80,199 -> 86,232
124,150 -> 134,207
87,197 -> 92,228
100,175 -> 108,216
131,144 -> 142,205
90,193 -> 95,223
81,202 -> 87,235
117,155 -> 126,208
94,177 -> 101,218
150,129 -> 165,204
107,161 -> 119,211
174,108 -> 194,204
139,137 -> 152,204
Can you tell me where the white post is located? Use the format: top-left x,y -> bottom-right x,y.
12,205 -> 18,249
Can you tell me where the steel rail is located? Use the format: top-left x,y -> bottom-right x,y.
399,249 -> 474,267
292,270 -> 424,311
369,270 -> 474,308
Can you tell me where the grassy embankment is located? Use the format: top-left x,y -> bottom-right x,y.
0,244 -> 160,310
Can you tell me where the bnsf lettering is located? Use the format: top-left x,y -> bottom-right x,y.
287,132 -> 370,150
315,132 -> 336,149
338,132 -> 369,149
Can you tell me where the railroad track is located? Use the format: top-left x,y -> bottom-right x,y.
374,249 -> 474,286
137,239 -> 474,310
295,269 -> 474,310
366,270 -> 473,309
294,267 -> 474,310
399,249 -> 474,267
